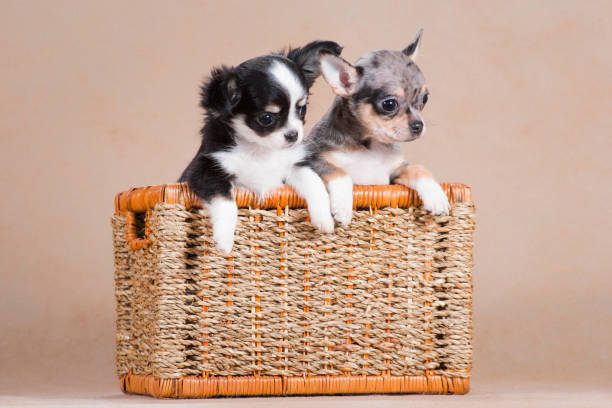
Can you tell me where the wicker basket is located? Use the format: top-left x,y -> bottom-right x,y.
112,183 -> 475,398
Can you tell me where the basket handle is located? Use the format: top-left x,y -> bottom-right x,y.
125,210 -> 152,250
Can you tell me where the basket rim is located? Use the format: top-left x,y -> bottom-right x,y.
119,373 -> 470,397
115,183 -> 472,214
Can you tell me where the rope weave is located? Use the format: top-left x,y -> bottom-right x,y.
112,201 -> 474,381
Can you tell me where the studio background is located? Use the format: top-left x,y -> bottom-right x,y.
1,0 -> 611,403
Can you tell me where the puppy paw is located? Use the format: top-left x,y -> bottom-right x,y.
309,205 -> 335,233
417,178 -> 450,215
328,176 -> 353,226
208,197 -> 238,255
285,166 -> 335,233
332,200 -> 353,226
213,229 -> 235,255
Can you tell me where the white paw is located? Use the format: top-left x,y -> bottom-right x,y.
309,204 -> 335,233
285,166 -> 335,233
416,178 -> 450,215
332,198 -> 353,226
328,176 -> 353,226
213,230 -> 234,255
207,197 -> 238,255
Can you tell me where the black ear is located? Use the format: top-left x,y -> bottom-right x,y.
286,40 -> 343,88
402,29 -> 424,61
200,66 -> 241,116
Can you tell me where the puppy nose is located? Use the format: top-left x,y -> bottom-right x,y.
284,130 -> 298,144
409,121 -> 424,134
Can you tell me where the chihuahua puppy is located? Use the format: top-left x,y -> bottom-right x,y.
306,30 -> 450,226
180,41 -> 342,254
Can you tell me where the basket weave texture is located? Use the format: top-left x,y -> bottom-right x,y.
112,183 -> 475,398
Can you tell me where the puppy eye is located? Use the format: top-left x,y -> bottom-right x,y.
257,112 -> 275,127
422,91 -> 429,106
381,98 -> 398,113
298,104 -> 307,118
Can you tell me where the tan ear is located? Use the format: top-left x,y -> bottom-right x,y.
402,28 -> 423,61
319,53 -> 360,97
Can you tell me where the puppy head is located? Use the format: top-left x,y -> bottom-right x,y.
201,41 -> 342,150
320,29 -> 429,144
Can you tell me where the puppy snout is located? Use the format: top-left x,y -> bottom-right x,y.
284,130 -> 298,144
409,120 -> 424,134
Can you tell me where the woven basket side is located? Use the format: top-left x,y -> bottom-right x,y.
114,202 -> 474,379
431,203 -> 474,375
112,184 -> 475,397
147,204 -> 206,378
111,214 -> 131,377
128,236 -> 157,375
112,206 -> 207,378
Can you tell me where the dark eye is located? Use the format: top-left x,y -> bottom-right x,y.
381,98 -> 398,112
422,91 -> 429,105
298,104 -> 307,118
257,112 -> 275,127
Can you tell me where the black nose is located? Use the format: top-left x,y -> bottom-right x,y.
409,121 -> 424,134
285,130 -> 298,143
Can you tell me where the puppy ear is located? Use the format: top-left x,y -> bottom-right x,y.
402,28 -> 424,61
200,66 -> 241,116
319,53 -> 360,97
286,40 -> 343,88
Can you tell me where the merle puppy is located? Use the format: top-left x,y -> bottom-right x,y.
306,30 -> 450,226
180,41 -> 342,253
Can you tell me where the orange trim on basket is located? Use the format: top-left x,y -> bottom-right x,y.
115,183 -> 472,214
124,210 -> 151,251
119,373 -> 469,398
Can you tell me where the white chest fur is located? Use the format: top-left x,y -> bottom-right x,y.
212,143 -> 306,196
327,145 -> 404,185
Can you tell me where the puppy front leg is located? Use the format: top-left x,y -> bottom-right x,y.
207,195 -> 238,254
180,155 -> 237,254
391,163 -> 450,215
286,165 -> 334,233
313,159 -> 353,226
326,171 -> 353,226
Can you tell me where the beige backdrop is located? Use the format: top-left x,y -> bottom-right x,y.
1,0 -> 611,400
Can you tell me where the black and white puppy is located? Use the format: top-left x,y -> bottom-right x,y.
306,30 -> 450,226
180,41 -> 342,254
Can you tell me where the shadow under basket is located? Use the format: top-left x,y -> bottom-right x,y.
112,183 -> 475,398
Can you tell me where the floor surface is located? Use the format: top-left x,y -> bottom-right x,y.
2,384 -> 611,408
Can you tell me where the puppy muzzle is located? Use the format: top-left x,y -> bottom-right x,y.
284,130 -> 299,145
409,120 -> 424,135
